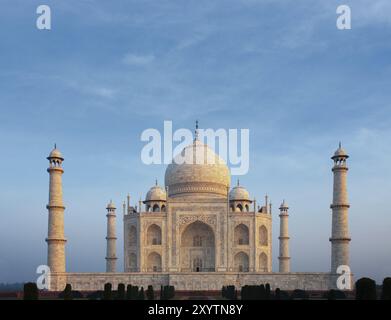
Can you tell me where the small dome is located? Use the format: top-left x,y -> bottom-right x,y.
107,200 -> 116,209
146,184 -> 167,202
229,184 -> 250,201
332,143 -> 348,158
48,145 -> 63,160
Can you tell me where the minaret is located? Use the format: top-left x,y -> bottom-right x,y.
330,143 -> 351,273
46,145 -> 67,273
105,200 -> 117,272
278,200 -> 290,272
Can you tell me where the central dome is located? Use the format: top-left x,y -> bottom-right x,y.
165,140 -> 231,198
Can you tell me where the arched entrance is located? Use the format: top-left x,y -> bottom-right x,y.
180,221 -> 215,272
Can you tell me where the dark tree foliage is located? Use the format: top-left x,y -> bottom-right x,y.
277,289 -> 290,300
60,284 -> 73,300
116,283 -> 125,300
291,289 -> 309,300
138,287 -> 145,300
265,283 -> 271,300
160,285 -> 175,300
260,284 -> 266,299
71,291 -> 83,299
275,288 -> 281,300
356,278 -> 377,300
381,277 -> 391,300
87,291 -> 102,300
131,285 -> 139,300
23,282 -> 39,300
103,283 -> 112,300
222,286 -> 236,300
325,289 -> 346,300
221,286 -> 226,298
146,285 -> 155,300
169,286 -> 175,299
126,284 -> 132,300
241,285 -> 272,300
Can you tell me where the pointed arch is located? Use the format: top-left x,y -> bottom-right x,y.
259,252 -> 268,272
128,253 -> 137,271
234,252 -> 249,272
147,252 -> 162,272
234,224 -> 249,245
180,221 -> 215,272
259,225 -> 268,246
147,224 -> 162,245
129,225 -> 137,246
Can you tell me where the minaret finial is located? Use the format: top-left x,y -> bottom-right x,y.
155,179 -> 158,186
54,143 -> 57,149
339,141 -> 342,148
237,179 -> 240,186
194,120 -> 199,141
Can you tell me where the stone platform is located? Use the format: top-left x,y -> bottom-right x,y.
49,272 -> 339,292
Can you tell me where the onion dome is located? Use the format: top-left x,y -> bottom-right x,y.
165,139 -> 230,198
47,144 -> 63,160
145,182 -> 167,202
279,200 -> 289,209
332,142 -> 349,159
229,181 -> 250,201
106,200 -> 116,210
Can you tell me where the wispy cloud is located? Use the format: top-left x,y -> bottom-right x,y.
176,33 -> 209,50
122,53 -> 155,66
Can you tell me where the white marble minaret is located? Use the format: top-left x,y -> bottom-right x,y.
330,143 -> 351,273
105,200 -> 117,272
46,145 -> 67,273
278,200 -> 290,272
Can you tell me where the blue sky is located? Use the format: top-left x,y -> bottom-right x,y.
0,0 -> 390,283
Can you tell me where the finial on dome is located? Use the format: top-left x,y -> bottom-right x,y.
107,200 -> 116,209
280,199 -> 289,209
48,144 -> 63,160
332,141 -> 348,159
237,179 -> 240,187
155,179 -> 158,186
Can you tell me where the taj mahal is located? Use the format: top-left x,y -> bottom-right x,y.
45,125 -> 352,291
